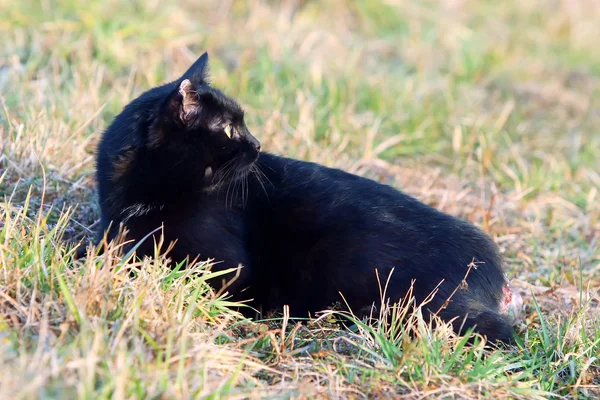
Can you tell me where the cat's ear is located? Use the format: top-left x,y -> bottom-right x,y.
181,52 -> 210,85
177,79 -> 201,124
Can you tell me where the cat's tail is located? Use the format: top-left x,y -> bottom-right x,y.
73,243 -> 89,260
453,311 -> 517,344
441,281 -> 523,344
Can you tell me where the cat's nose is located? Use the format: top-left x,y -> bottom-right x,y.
247,134 -> 261,152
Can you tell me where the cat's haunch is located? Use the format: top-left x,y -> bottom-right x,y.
84,52 -> 523,343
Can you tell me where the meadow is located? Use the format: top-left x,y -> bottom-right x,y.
1,0 -> 599,398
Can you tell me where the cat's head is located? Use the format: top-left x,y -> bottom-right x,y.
98,52 -> 261,209
155,52 -> 261,176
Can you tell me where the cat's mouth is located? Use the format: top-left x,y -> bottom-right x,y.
203,153 -> 258,191
204,166 -> 214,181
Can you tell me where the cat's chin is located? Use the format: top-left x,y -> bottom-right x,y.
232,162 -> 256,180
237,151 -> 260,173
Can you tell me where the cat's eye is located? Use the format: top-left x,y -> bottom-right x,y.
224,124 -> 233,139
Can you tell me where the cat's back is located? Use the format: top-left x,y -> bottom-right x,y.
255,153 -> 474,233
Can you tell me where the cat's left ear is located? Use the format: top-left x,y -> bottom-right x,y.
181,52 -> 210,85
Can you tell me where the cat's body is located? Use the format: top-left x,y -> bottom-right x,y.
88,53 -> 522,343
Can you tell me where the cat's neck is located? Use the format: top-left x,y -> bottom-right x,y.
112,152 -> 205,212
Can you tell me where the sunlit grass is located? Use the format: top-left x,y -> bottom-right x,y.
1,0 -> 599,397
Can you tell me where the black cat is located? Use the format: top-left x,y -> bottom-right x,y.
85,53 -> 522,343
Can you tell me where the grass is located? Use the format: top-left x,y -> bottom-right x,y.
1,0 -> 599,398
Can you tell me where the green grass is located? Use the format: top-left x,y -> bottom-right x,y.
1,0 -> 599,398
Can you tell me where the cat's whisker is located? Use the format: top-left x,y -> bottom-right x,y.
225,168 -> 236,210
212,163 -> 235,203
254,163 -> 272,186
220,158 -> 241,208
212,158 -> 237,187
256,164 -> 273,186
250,165 -> 270,200
240,174 -> 245,207
241,166 -> 248,207
230,159 -> 246,209
231,170 -> 240,209
239,170 -> 245,207
244,173 -> 249,207
210,165 -> 228,190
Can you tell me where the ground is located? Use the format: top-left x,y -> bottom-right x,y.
1,0 -> 599,398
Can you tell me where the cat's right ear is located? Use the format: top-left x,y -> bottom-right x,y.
176,79 -> 201,125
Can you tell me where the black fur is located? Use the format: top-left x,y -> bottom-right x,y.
85,53 -> 516,343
